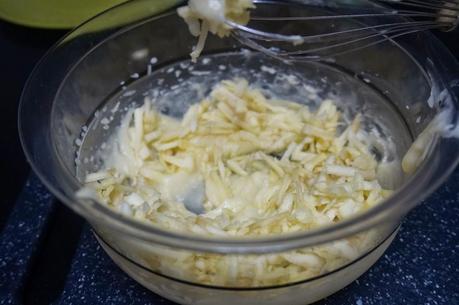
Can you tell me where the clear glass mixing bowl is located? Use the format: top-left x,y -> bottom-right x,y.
19,0 -> 459,304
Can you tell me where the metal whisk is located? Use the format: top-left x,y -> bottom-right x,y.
228,0 -> 459,61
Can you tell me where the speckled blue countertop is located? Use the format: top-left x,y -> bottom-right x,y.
0,168 -> 457,305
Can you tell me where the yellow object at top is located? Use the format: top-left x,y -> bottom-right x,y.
0,0 -> 182,29
0,0 -> 128,28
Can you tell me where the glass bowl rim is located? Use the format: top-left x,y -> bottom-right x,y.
18,0 -> 459,253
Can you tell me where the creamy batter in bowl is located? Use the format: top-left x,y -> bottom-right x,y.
19,0 -> 459,304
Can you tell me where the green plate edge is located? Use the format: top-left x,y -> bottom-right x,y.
0,0 -> 181,29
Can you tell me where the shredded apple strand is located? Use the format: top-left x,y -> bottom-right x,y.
177,0 -> 254,61
81,78 -> 391,287
85,78 -> 390,233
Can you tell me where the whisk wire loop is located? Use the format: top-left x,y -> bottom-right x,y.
230,0 -> 459,60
